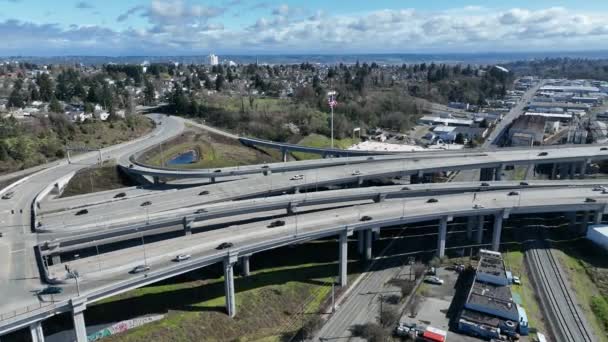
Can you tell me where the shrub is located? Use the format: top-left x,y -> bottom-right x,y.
351,323 -> 388,342
591,296 -> 608,331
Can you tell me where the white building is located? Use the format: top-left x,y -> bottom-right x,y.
587,225 -> 608,251
208,54 -> 219,66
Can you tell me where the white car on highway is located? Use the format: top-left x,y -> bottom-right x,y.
290,174 -> 304,181
174,254 -> 191,262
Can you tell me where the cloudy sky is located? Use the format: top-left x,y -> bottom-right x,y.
2,0 -> 608,56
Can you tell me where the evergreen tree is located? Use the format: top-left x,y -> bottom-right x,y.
49,97 -> 63,113
144,80 -> 155,105
29,84 -> 40,102
8,88 -> 24,108
37,74 -> 54,102
86,85 -> 98,104
215,74 -> 225,91
0,142 -> 8,161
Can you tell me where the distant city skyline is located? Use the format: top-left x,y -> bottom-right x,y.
1,0 -> 608,56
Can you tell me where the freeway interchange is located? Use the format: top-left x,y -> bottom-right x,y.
1,114 -> 608,341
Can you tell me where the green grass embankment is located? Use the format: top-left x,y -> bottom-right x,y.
83,239 -> 363,342
292,134 -> 360,160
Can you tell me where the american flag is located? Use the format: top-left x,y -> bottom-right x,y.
328,97 -> 337,108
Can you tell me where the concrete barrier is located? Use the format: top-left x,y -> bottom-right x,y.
86,314 -> 164,342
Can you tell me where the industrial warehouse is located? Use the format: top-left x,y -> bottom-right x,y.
458,250 -> 529,340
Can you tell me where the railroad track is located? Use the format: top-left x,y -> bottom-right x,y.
527,239 -> 594,342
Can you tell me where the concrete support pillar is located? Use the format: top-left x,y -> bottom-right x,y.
551,163 -> 558,180
183,218 -> 193,236
491,213 -> 503,252
29,322 -> 44,342
70,299 -> 87,342
559,163 -> 569,179
240,256 -> 250,277
595,209 -> 604,224
152,176 -> 160,184
580,160 -> 588,179
223,254 -> 237,317
210,177 -> 216,183
364,229 -> 372,261
437,216 -> 448,258
339,231 -> 348,287
372,228 -> 380,241
566,212 -> 577,231
357,230 -> 364,255
281,148 -> 288,162
51,254 -> 61,265
581,211 -> 591,234
476,216 -> 484,244
494,165 -> 503,181
466,216 -> 475,240
569,163 -> 576,180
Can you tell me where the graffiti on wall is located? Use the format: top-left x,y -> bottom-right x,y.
86,314 -> 164,341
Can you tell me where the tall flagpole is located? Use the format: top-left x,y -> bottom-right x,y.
328,91 -> 337,149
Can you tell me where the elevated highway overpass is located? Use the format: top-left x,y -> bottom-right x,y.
1,185 -> 606,340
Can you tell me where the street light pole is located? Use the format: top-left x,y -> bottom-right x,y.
141,233 -> 148,265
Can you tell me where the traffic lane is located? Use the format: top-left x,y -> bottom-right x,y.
37,145 -> 608,229
44,186 -> 604,298
33,177 -> 608,219
126,137 -> 607,180
42,178 -> 608,235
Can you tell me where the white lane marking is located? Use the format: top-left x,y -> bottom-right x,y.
10,249 -> 25,254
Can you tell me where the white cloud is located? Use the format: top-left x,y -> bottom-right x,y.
4,6 -> 608,55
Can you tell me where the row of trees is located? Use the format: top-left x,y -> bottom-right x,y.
6,69 -> 137,120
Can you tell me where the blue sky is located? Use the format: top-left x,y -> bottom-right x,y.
1,0 -> 608,55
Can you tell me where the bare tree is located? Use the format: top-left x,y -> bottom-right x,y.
380,305 -> 400,328
413,262 -> 427,280
409,294 -> 422,318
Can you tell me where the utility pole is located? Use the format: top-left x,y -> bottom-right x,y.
141,233 -> 148,265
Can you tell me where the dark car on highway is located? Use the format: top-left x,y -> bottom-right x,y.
198,190 -> 210,196
114,192 -> 126,198
216,242 -> 234,250
538,152 -> 548,156
268,220 -> 285,228
39,286 -> 63,295
360,215 -> 373,222
75,209 -> 89,216
195,209 -> 208,214
140,201 -> 152,207
427,198 -> 438,203
508,191 -> 519,196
